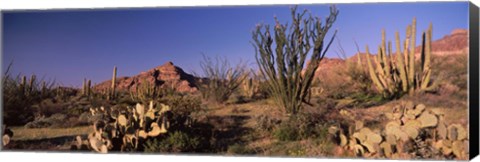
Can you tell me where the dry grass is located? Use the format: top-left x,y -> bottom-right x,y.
11,126 -> 91,141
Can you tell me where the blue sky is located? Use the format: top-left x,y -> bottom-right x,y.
2,2 -> 469,87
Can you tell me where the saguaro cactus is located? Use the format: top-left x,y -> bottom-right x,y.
87,79 -> 91,96
252,6 -> 339,115
82,78 -> 87,96
110,66 -> 117,100
28,74 -> 36,94
365,18 -> 435,98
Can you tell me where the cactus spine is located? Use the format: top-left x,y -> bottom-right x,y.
365,18 -> 435,98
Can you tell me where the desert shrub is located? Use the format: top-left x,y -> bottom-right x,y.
253,114 -> 281,132
273,122 -> 300,141
252,6 -> 339,115
31,98 -> 64,117
315,97 -> 337,110
2,64 -> 56,126
351,93 -> 386,108
344,61 -> 372,93
52,87 -> 78,102
117,92 -> 137,105
227,143 -> 254,155
24,113 -> 67,128
228,93 -> 247,104
163,131 -> 200,152
77,112 -> 91,125
316,70 -> 353,100
286,145 -> 307,157
431,54 -> 467,101
273,112 -> 331,141
197,55 -> 246,104
143,131 -> 200,153
159,95 -> 203,129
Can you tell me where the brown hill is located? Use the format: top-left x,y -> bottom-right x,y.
93,61 -> 198,93
420,29 -> 468,56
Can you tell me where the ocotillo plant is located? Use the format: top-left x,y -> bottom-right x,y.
365,18 -> 435,99
198,55 -> 246,103
251,6 -> 339,115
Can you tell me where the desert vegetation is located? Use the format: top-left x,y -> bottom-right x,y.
1,5 -> 470,160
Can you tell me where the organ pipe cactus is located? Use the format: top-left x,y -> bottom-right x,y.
365,18 -> 436,98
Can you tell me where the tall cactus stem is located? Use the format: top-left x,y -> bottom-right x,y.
111,66 -> 117,99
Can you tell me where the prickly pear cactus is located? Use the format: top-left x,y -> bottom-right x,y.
329,102 -> 469,160
72,101 -> 172,153
2,125 -> 13,147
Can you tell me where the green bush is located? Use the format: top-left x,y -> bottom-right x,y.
273,113 -> 331,141
160,95 -> 203,130
24,113 -> 67,128
253,114 -> 280,132
227,143 -> 254,155
273,122 -> 300,141
2,69 -> 56,126
143,131 -> 200,153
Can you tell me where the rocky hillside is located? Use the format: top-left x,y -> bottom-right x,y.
93,61 -> 198,93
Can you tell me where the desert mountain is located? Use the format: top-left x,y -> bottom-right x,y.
93,61 -> 198,93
